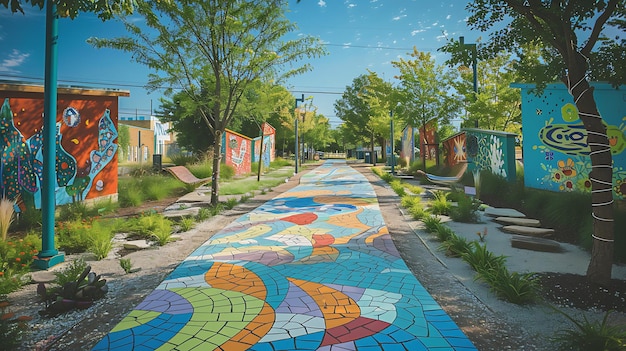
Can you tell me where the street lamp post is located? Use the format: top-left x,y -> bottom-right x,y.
460,36 -> 478,128
294,94 -> 304,174
390,109 -> 395,175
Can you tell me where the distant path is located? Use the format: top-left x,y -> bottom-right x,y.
93,160 -> 477,350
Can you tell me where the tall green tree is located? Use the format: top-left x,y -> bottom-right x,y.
391,48 -> 460,166
442,0 -> 625,284
454,51 -> 522,133
89,0 -> 326,205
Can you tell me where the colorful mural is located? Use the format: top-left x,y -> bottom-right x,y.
0,88 -> 123,211
222,129 -> 252,176
513,83 -> 626,199
253,122 -> 276,168
464,128 -> 517,182
419,120 -> 437,160
399,125 -> 415,166
442,131 -> 467,167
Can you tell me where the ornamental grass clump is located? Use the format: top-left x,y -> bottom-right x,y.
0,198 -> 15,241
461,241 -> 506,272
551,309 -> 626,351
477,266 -> 538,305
438,233 -> 472,257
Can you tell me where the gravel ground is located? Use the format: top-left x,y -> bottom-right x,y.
5,163 -> 626,350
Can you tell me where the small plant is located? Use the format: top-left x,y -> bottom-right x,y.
150,217 -> 174,246
401,195 -> 421,209
389,180 -> 406,197
0,198 -> 16,241
422,215 -> 442,233
408,205 -> 427,220
428,190 -> 452,215
477,267 -> 538,305
89,222 -> 113,260
461,241 -> 506,272
476,227 -> 488,242
39,265 -> 108,317
56,219 -> 93,254
433,224 -> 455,242
224,198 -> 239,210
57,201 -> 89,221
405,184 -> 424,195
196,207 -> 211,221
119,258 -> 133,274
179,216 -> 195,232
53,257 -> 88,286
551,308 -> 626,351
438,233 -> 472,257
449,194 -> 481,223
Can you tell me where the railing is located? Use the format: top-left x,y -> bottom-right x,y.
323,152 -> 346,159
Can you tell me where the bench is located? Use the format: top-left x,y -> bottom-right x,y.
165,166 -> 211,187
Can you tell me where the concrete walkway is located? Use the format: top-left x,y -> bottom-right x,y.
92,160 -> 476,350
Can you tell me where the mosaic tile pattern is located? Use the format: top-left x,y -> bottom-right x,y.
93,161 -> 477,350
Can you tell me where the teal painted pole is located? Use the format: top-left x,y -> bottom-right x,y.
39,0 -> 59,258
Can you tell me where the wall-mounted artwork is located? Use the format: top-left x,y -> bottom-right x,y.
222,129 -> 252,176
442,131 -> 467,168
419,120 -> 437,160
0,83 -> 127,212
400,125 -> 415,166
514,83 -> 626,199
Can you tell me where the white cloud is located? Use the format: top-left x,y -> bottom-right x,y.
411,29 -> 426,36
392,14 -> 407,21
432,22 -> 439,26
0,49 -> 29,72
318,0 -> 326,7
436,30 -> 449,41
446,14 -> 451,20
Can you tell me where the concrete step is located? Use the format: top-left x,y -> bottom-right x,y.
484,207 -> 526,218
501,225 -> 555,237
511,235 -> 562,252
493,216 -> 541,227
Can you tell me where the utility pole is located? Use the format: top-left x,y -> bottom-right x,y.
294,94 -> 304,174
460,36 -> 478,128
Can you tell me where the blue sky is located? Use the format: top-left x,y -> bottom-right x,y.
0,0 -> 482,128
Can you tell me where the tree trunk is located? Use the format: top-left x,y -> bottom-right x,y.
566,69 -> 615,285
370,132 -> 376,166
211,130 -> 222,205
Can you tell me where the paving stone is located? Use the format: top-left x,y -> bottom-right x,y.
511,235 -> 562,252
484,207 -> 526,218
123,240 -> 152,250
31,270 -> 56,283
501,225 -> 555,237
493,216 -> 541,227
162,207 -> 201,220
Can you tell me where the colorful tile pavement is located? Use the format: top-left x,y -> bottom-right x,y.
92,161 -> 477,351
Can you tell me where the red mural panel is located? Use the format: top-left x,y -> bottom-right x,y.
223,129 -> 252,176
1,86 -> 124,210
419,120 -> 437,160
442,132 -> 467,167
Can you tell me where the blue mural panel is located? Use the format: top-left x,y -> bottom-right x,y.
513,83 -> 626,199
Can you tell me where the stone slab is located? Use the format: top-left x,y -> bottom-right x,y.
493,217 -> 541,227
124,240 -> 152,250
484,207 -> 526,218
162,207 -> 201,220
502,225 -> 555,237
510,235 -> 561,252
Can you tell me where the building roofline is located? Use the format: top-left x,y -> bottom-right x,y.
0,80 -> 131,97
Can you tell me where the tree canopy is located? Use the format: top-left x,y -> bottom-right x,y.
89,0 -> 326,204
1,0 -> 136,19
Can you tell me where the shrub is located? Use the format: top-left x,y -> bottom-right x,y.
551,309 -> 626,351
56,219 -> 92,254
428,190 -> 452,215
408,205 -> 427,220
438,233 -> 472,257
389,180 -> 406,197
220,164 -> 236,180
119,258 -> 133,274
405,183 -> 424,195
422,215 -> 442,233
450,194 -> 481,223
224,198 -> 239,210
88,222 -> 113,260
149,217 -> 174,246
477,267 -> 538,305
401,195 -> 421,209
433,224 -> 455,242
169,153 -> 197,166
196,208 -> 211,221
0,298 -> 27,349
461,241 -> 507,272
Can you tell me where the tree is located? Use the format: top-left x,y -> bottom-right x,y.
1,0 -> 136,20
445,0 -> 625,284
391,48 -> 460,167
454,51 -> 522,133
117,124 -> 130,161
89,0 -> 326,205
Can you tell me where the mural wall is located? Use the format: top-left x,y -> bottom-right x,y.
399,125 -> 415,166
464,128 -> 517,182
222,129 -> 252,176
442,131 -> 467,168
252,122 -> 276,167
0,85 -> 126,211
419,120 -> 437,160
514,83 -> 626,199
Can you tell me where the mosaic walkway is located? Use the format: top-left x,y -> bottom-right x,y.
93,160 -> 477,350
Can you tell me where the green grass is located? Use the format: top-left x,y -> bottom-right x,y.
219,169 -> 293,195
